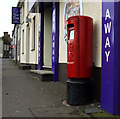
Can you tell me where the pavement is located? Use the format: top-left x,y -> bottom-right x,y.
2,59 -> 89,118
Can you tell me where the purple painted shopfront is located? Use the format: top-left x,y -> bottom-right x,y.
37,2 -> 59,82
29,1 -> 59,82
52,2 -> 59,82
101,0 -> 120,115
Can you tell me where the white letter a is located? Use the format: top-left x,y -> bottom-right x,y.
105,37 -> 110,48
105,9 -> 111,20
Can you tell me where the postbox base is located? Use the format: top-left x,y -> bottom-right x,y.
67,78 -> 93,105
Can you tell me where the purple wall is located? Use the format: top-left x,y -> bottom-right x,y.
52,2 -> 59,82
12,7 -> 20,24
38,13 -> 42,70
38,2 -> 59,82
101,1 -> 120,115
38,9 -> 44,70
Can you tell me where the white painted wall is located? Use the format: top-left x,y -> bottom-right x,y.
20,1 -> 39,64
21,23 -> 27,63
59,1 -> 102,67
83,2 -> 102,67
59,2 -> 67,63
28,13 -> 39,64
20,2 -> 28,64
13,26 -> 17,61
19,1 -> 102,68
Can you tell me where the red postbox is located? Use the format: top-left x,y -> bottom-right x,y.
67,16 -> 93,79
67,15 -> 93,105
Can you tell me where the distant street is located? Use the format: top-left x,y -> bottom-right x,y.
2,59 -> 88,118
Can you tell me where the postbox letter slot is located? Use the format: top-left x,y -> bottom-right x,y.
67,24 -> 74,28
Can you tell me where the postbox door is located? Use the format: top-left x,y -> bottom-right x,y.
67,17 -> 79,78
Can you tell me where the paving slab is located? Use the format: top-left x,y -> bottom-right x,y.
30,70 -> 54,75
30,70 -> 53,81
30,107 -> 89,117
2,59 -> 89,118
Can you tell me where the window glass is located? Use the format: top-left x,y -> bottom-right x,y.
69,29 -> 74,40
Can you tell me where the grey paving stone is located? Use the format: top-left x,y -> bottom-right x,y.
2,59 -> 89,117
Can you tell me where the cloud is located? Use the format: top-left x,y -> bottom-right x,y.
0,0 -> 18,37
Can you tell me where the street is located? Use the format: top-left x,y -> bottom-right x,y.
2,59 -> 88,118
0,0 -> 120,117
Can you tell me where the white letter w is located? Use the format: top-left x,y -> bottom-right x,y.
104,22 -> 111,34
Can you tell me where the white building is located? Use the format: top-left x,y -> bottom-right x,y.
13,0 -> 102,101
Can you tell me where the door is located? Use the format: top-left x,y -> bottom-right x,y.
43,7 -> 52,68
26,25 -> 30,63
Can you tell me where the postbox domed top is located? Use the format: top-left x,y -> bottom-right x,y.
67,15 -> 93,21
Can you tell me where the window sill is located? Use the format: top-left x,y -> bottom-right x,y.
21,21 -> 24,25
31,49 -> 35,51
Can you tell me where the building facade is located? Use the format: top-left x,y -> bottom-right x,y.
12,0 -> 120,115
13,0 -> 102,101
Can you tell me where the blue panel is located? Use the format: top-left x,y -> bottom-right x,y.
52,2 -> 59,82
113,2 -> 120,115
12,7 -> 20,24
101,1 -> 120,115
38,8 -> 44,70
38,13 -> 42,70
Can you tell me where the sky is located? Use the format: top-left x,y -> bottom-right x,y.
0,0 -> 18,37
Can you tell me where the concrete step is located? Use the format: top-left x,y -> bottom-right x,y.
19,64 -> 31,70
30,70 -> 53,81
42,66 -> 52,71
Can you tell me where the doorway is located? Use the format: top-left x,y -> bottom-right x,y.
26,25 -> 30,63
38,2 -> 59,81
43,5 -> 52,68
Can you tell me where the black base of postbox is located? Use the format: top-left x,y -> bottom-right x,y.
67,78 -> 93,105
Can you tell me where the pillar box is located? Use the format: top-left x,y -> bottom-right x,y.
66,15 -> 93,105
